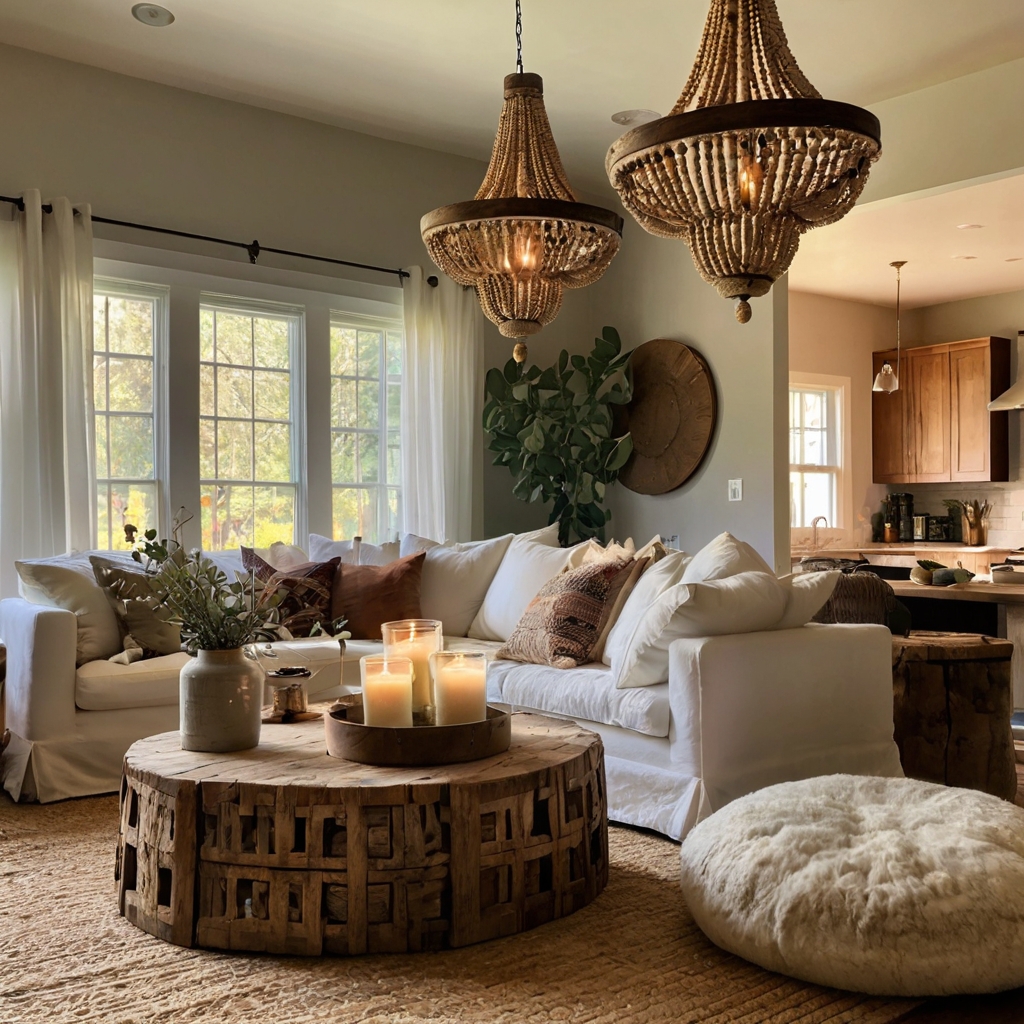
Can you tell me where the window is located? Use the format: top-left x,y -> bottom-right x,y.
330,316 -> 402,543
199,300 -> 302,550
789,384 -> 842,528
93,281 -> 166,549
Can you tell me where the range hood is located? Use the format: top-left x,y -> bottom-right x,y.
988,330 -> 1024,410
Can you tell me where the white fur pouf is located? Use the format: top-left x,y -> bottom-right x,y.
679,774 -> 1024,996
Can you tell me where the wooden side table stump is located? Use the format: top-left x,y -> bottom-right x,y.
116,713 -> 608,955
891,631 -> 1017,801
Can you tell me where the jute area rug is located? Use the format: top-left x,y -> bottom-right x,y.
0,796 -> 917,1024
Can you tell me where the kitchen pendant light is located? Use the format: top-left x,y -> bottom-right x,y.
421,0 -> 623,360
606,0 -> 881,323
873,261 -> 906,394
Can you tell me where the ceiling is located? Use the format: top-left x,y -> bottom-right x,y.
789,172 -> 1024,308
3,1 -> 1024,195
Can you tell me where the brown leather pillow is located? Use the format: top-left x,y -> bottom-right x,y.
331,552 -> 425,640
242,549 -> 340,638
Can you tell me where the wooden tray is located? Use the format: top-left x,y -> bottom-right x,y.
324,695 -> 511,766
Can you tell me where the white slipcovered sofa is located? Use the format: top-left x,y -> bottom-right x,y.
0,532 -> 903,839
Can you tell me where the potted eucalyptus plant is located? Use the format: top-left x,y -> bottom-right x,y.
484,326 -> 634,545
134,530 -> 282,752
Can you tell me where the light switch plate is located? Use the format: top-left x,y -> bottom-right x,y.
728,479 -> 743,501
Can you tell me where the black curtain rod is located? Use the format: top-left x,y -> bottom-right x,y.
0,195 -> 410,281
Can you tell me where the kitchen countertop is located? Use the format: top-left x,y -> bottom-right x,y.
794,544 -> 1014,555
889,580 -> 1024,604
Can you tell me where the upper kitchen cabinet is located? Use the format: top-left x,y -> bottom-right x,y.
872,336 -> 1010,484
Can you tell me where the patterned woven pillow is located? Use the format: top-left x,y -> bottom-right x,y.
241,549 -> 339,638
496,558 -> 641,669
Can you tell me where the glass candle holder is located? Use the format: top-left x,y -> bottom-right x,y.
430,651 -> 488,726
381,619 -> 442,713
359,654 -> 413,728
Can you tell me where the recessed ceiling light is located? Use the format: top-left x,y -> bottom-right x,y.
132,3 -> 174,27
957,223 -> 983,230
611,109 -> 661,127
951,254 -> 978,260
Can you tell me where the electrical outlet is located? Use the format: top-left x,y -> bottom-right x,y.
728,479 -> 743,502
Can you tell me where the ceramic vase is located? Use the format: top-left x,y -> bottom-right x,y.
179,648 -> 265,752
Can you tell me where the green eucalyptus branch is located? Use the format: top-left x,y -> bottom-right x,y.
483,326 -> 634,546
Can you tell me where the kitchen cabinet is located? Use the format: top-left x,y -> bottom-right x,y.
872,336 -> 1009,484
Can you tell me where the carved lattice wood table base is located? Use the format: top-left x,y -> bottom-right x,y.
116,713 -> 608,955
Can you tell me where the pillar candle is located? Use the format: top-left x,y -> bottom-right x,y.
360,656 -> 413,728
432,652 -> 487,726
382,620 -> 443,712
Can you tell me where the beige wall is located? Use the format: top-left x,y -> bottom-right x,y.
0,41 -> 601,540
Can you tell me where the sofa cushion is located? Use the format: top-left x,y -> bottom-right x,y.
487,658 -> 670,738
468,532 -> 582,642
309,533 -> 399,566
17,554 -> 124,666
418,534 -> 513,637
681,532 -> 773,583
612,571 -> 788,688
76,652 -> 190,710
602,549 -> 691,668
89,554 -> 182,656
775,571 -> 841,629
496,558 -> 641,668
331,552 -> 425,640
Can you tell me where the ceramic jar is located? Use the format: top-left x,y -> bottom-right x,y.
179,648 -> 265,752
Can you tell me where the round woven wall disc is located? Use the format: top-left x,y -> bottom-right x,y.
616,339 -> 717,495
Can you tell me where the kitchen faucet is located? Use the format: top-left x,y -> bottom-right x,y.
812,516 -> 828,550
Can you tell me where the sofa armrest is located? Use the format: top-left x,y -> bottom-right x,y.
0,598 -> 78,739
668,623 -> 902,812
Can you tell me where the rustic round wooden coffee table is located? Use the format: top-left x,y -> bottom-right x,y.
116,712 -> 608,955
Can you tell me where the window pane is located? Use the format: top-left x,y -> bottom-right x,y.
253,370 -> 290,421
357,330 -> 381,378
386,382 -> 400,430
217,365 -> 253,418
214,313 -> 253,366
107,298 -> 153,355
331,327 -> 356,376
332,487 -> 361,541
199,418 -> 216,479
94,355 -> 108,412
254,422 -> 291,483
334,379 -> 357,428
357,433 -> 379,483
386,331 -> 402,377
107,357 -> 152,412
97,485 -> 110,551
93,297 -> 108,354
332,431 -> 356,483
253,486 -> 295,547
387,430 -> 400,485
217,419 -> 253,481
215,484 -> 255,550
95,427 -> 108,481
357,379 -> 379,429
200,308 -> 215,361
108,415 -> 154,479
790,471 -> 835,527
253,317 -> 289,369
200,364 -> 215,416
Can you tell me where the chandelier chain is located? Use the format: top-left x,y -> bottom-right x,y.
515,0 -> 523,73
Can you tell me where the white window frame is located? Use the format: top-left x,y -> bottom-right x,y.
92,276 -> 170,548
788,372 -> 851,531
199,294 -> 307,549
329,310 -> 403,544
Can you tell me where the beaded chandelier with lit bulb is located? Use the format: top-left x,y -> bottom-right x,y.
607,0 -> 881,323
422,3 -> 622,351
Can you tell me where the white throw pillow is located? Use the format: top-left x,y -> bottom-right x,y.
601,549 -> 691,667
418,534 -> 514,637
17,555 -> 122,666
308,534 -> 398,566
612,571 -> 787,688
468,533 -> 582,642
251,541 -> 309,570
774,571 -> 841,630
682,532 -> 773,583
400,533 -> 440,557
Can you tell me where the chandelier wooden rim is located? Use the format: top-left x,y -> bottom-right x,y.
420,197 -> 624,237
607,98 -> 881,169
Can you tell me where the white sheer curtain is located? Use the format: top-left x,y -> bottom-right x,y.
400,266 -> 483,544
0,190 -> 95,596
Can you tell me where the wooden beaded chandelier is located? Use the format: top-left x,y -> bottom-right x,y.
607,0 -> 881,323
421,2 -> 622,352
